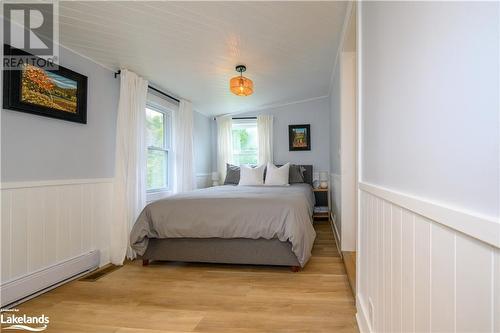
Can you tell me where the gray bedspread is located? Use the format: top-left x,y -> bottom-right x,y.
130,184 -> 316,267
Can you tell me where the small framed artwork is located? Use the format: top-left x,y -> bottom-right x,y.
288,124 -> 311,151
3,46 -> 88,124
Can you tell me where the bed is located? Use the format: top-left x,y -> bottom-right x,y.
130,165 -> 316,269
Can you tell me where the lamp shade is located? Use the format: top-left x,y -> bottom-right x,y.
211,172 -> 220,181
230,76 -> 253,96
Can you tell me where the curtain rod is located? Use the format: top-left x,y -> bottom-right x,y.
114,70 -> 180,103
212,116 -> 257,120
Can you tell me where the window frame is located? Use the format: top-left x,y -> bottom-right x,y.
145,102 -> 172,198
231,117 -> 259,166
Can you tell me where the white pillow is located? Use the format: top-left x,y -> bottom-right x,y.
265,163 -> 290,186
238,164 -> 265,185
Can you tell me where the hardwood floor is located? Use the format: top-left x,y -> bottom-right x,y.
342,251 -> 356,294
11,221 -> 358,332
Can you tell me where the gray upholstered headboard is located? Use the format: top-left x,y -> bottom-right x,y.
300,165 -> 313,186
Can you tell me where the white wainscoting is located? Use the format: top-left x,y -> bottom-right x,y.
330,173 -> 342,236
1,178 -> 113,305
196,173 -> 211,189
357,182 -> 500,333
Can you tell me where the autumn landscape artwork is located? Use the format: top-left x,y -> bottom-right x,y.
21,64 -> 78,113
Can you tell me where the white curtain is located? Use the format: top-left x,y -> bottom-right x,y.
173,100 -> 195,193
257,115 -> 274,165
216,116 -> 233,181
110,69 -> 149,265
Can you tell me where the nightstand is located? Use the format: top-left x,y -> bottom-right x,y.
313,187 -> 331,220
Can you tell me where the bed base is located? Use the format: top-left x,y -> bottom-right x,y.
141,259 -> 300,272
142,259 -> 300,272
141,237 -> 301,270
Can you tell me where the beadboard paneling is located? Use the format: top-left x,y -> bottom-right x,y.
196,173 -> 211,189
57,2 -> 348,116
330,173 -> 342,239
358,186 -> 500,333
0,179 -> 112,284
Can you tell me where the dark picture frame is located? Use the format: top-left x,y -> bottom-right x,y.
288,124 -> 311,151
3,45 -> 88,124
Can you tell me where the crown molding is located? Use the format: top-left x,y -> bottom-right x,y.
217,95 -> 329,118
57,42 -> 116,73
328,1 -> 354,97
59,43 -> 186,106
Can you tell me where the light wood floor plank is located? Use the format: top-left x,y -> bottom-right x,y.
342,251 -> 357,294
10,221 -> 358,332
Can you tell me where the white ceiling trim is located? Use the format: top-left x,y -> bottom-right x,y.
328,1 -> 354,97
62,42 -> 189,104
59,42 -> 115,73
57,1 -> 347,115
219,94 -> 329,118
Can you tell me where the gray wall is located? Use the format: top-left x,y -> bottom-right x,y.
193,110 -> 213,175
236,97 -> 331,173
1,46 -> 212,182
361,1 -> 499,218
1,47 -> 119,182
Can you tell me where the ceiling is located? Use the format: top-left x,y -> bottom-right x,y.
59,1 -> 347,116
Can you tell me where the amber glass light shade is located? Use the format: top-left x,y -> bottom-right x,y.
230,75 -> 253,96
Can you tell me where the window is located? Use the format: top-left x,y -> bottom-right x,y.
231,118 -> 258,165
146,106 -> 171,192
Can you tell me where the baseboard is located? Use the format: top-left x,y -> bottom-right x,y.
329,212 -> 342,258
1,251 -> 100,307
356,296 -> 372,333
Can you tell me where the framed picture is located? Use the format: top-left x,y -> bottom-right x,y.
288,124 -> 311,151
3,46 -> 88,124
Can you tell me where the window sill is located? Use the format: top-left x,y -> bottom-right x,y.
146,190 -> 172,203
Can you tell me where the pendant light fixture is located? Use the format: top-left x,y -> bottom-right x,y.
230,65 -> 254,96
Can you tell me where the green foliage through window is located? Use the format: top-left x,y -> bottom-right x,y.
146,109 -> 164,148
232,120 -> 258,165
147,149 -> 167,190
146,108 -> 168,191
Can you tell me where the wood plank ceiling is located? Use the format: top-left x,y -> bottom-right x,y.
59,1 -> 347,115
